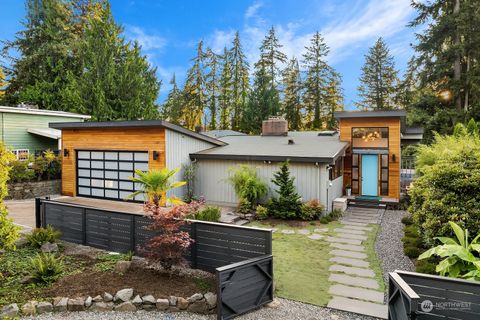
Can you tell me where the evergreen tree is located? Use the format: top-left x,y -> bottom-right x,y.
302,31 -> 331,129
205,48 -> 219,129
324,71 -> 344,129
0,67 -> 7,103
219,47 -> 233,130
182,41 -> 206,130
258,26 -> 287,90
229,32 -> 250,130
240,62 -> 279,134
161,74 -> 183,124
282,58 -> 302,130
356,37 -> 399,111
269,161 -> 302,219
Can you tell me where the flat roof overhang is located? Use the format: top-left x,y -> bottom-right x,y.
49,120 -> 226,146
334,110 -> 406,119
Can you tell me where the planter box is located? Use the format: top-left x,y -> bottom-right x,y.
7,179 -> 61,200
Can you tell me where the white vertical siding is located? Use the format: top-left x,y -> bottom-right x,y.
327,176 -> 344,212
165,129 -> 217,199
195,159 -> 328,208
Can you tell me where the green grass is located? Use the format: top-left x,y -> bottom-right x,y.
248,220 -> 385,306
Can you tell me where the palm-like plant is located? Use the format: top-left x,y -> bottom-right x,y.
127,167 -> 186,206
418,221 -> 480,280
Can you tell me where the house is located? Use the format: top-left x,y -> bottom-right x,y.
191,118 -> 348,212
0,105 -> 90,159
335,110 -> 410,201
49,120 -> 224,201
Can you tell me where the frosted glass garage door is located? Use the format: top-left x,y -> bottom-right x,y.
76,151 -> 148,201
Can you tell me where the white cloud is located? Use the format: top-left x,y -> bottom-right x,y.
245,1 -> 263,20
125,25 -> 166,51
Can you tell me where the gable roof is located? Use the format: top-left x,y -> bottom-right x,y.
49,120 -> 225,146
0,105 -> 91,119
190,132 -> 349,164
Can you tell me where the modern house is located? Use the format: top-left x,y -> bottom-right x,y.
49,120 -> 224,202
0,105 -> 90,159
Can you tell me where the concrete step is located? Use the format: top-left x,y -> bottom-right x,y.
341,221 -> 371,227
329,273 -> 379,290
329,256 -> 369,268
327,296 -> 387,319
219,212 -> 240,224
326,236 -> 362,246
335,233 -> 367,241
342,218 -> 377,224
328,284 -> 384,303
340,225 -> 372,232
329,264 -> 375,278
234,219 -> 249,226
333,228 -> 366,235
330,249 -> 367,259
329,242 -> 365,252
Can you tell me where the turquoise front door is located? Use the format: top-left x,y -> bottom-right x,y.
361,155 -> 378,196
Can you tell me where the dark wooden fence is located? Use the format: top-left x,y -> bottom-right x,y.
35,198 -> 274,319
388,270 -> 480,320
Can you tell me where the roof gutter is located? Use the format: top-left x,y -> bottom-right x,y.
189,153 -> 335,164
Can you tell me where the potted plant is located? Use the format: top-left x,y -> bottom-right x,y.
345,183 -> 352,197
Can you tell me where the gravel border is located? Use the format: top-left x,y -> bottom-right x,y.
22,298 -> 379,320
375,209 -> 415,301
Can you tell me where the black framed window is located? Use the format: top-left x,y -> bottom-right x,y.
352,127 -> 389,148
329,157 -> 344,180
351,154 -> 359,194
76,150 -> 149,202
380,154 -> 389,196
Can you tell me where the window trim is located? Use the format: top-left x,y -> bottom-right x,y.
12,149 -> 30,161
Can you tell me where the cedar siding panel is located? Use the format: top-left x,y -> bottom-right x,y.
339,117 -> 401,200
61,127 -> 166,196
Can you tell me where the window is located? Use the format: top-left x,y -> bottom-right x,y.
380,154 -> 389,196
352,127 -> 389,148
351,154 -> 359,194
12,149 -> 29,161
329,157 -> 344,180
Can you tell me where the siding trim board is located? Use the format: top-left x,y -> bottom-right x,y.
190,153 -> 343,164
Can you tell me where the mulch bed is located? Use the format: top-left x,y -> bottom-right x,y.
257,218 -> 327,228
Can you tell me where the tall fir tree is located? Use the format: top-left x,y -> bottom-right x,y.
282,58 -> 302,130
0,67 -> 7,103
161,74 -> 183,124
324,71 -> 344,129
229,32 -> 250,130
356,38 -> 399,111
219,47 -> 233,130
302,31 -> 331,129
269,161 -> 302,219
205,48 -> 219,129
258,26 -> 287,90
182,41 -> 207,130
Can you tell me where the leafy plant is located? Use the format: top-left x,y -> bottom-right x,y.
194,206 -> 221,222
9,158 -> 35,183
329,208 -> 342,221
29,253 -> 64,284
255,205 -> 269,220
32,150 -> 61,181
401,215 -> 414,226
404,246 -> 421,258
93,252 -> 134,271
26,225 -> 61,248
227,165 -> 268,209
418,221 -> 480,280
128,167 -> 186,206
182,162 -> 198,203
237,198 -> 252,215
299,200 -> 324,221
269,161 -> 302,219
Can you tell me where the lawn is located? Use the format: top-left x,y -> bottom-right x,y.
248,219 -> 384,306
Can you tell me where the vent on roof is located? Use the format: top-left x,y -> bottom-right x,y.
288,139 -> 295,145
318,130 -> 338,136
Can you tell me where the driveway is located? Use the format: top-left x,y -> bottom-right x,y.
5,198 -> 37,229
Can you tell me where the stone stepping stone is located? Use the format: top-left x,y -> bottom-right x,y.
326,236 -> 362,246
341,221 -> 370,227
341,225 -> 372,232
329,273 -> 379,290
330,249 -> 367,260
327,296 -> 387,319
342,218 -> 377,224
330,256 -> 370,268
330,242 -> 365,252
349,214 -> 380,219
314,228 -> 328,233
334,228 -> 366,235
272,228 -> 278,233
328,284 -> 384,303
329,264 -> 375,278
308,234 -> 323,240
281,230 -> 295,234
297,229 -> 310,235
335,233 -> 367,241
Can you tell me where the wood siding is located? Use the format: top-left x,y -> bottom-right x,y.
339,117 -> 401,199
61,127 -> 166,196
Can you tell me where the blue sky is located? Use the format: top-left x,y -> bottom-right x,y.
1,0 -> 417,109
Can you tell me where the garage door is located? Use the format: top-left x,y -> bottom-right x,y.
76,151 -> 148,201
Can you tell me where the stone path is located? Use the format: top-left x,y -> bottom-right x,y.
326,206 -> 388,319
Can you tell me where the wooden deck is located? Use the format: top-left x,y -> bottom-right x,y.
54,196 -> 145,215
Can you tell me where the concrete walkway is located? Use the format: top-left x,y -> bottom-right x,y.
326,206 -> 388,319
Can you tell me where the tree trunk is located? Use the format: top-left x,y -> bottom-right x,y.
453,0 -> 462,111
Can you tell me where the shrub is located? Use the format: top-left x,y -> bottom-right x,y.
299,200 -> 323,221
329,209 -> 342,221
401,236 -> 423,248
228,165 -> 268,209
404,225 -> 419,238
403,246 -> 422,258
319,216 -> 330,224
182,162 -> 198,203
255,205 -> 269,220
9,159 -> 35,183
29,253 -> 64,284
415,259 -> 437,275
237,198 -> 252,215
269,161 -> 302,219
401,215 -> 414,226
26,225 -> 62,248
32,150 -> 61,181
195,206 -> 221,222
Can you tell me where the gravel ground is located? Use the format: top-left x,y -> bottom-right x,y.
22,298 -> 378,320
375,209 -> 415,301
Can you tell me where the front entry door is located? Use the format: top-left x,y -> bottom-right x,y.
361,154 -> 378,196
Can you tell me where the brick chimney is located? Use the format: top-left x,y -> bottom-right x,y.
262,117 -> 288,136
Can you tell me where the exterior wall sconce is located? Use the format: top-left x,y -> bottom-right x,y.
63,149 -> 69,157
392,154 -> 396,162
263,160 -> 272,164
153,151 -> 159,161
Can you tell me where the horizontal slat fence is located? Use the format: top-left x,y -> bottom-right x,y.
37,198 -> 272,274
388,270 -> 480,320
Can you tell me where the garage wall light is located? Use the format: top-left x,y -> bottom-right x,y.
153,151 -> 159,161
63,148 -> 69,157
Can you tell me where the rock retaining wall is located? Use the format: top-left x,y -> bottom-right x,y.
0,288 -> 217,318
6,179 -> 61,200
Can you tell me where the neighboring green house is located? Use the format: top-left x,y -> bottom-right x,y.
0,105 -> 90,159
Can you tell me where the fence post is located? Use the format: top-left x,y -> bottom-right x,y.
131,215 -> 136,253
82,208 -> 87,245
35,197 -> 42,228
265,230 -> 273,255
191,222 -> 197,269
